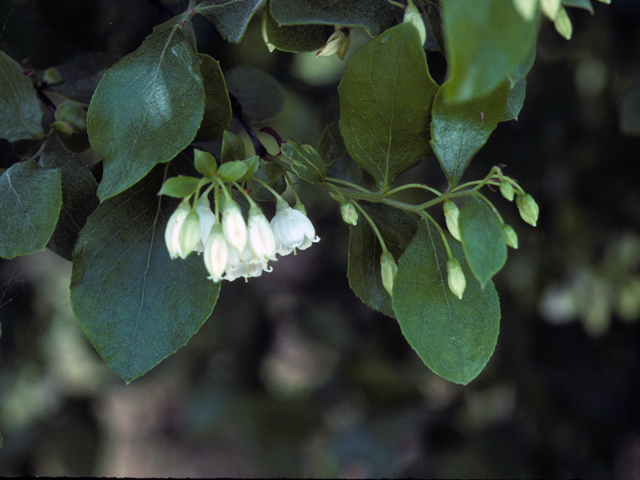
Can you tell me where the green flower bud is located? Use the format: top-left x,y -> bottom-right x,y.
503,224 -> 519,249
340,201 -> 358,226
554,7 -> 572,40
178,210 -> 201,259
512,0 -> 538,22
43,67 -> 62,85
500,178 -> 515,202
380,251 -> 398,297
403,0 -> 427,46
55,101 -> 87,132
516,194 -> 539,227
447,258 -> 466,300
443,200 -> 461,242
540,0 -> 561,20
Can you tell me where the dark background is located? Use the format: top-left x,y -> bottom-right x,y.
1,0 -> 640,477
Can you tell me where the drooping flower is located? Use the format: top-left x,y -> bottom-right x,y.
340,201 -> 358,226
447,258 -> 466,300
503,224 -> 519,249
222,197 -> 247,253
443,200 -> 462,242
516,193 -> 539,227
270,199 -> 320,256
224,241 -> 272,282
165,198 -> 191,259
247,205 -> 278,261
203,225 -> 228,282
380,251 -> 398,296
196,194 -> 216,253
178,210 -> 201,259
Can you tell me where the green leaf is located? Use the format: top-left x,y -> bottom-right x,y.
263,2 -> 333,53
0,159 -> 62,259
459,195 -> 507,286
70,165 -> 220,382
248,160 -> 286,202
195,0 -> 265,43
562,0 -> 594,14
237,155 -> 260,183
218,160 -> 248,182
194,149 -> 217,177
269,0 -> 396,36
431,81 -> 509,187
392,219 -> 500,384
338,23 -> 439,192
501,78 -> 526,122
225,66 -> 285,123
442,0 -> 538,104
0,51 -> 43,142
158,175 -> 200,197
41,52 -> 119,104
317,122 -> 362,185
348,202 -> 419,318
87,27 -> 205,200
195,54 -> 232,142
507,43 -> 536,84
281,139 -> 326,183
221,130 -> 246,163
39,153 -> 99,261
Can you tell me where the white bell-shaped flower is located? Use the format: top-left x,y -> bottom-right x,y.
247,205 -> 278,261
222,197 -> 247,253
196,195 -> 216,253
203,225 -> 228,282
270,200 -> 320,256
165,198 -> 191,259
178,210 -> 201,259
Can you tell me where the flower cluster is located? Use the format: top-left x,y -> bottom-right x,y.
165,193 -> 320,283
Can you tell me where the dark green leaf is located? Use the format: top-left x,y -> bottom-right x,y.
195,0 -> 264,43
263,2 -> 333,53
87,27 -> 205,200
338,23 -> 438,192
225,66 -> 285,123
507,43 -> 536,84
221,130 -> 246,163
0,159 -> 62,259
57,130 -> 91,153
248,160 -> 286,202
39,153 -> 99,261
195,53 -> 232,142
317,122 -> 362,185
158,175 -> 200,197
501,78 -> 526,122
70,165 -> 220,382
218,160 -> 248,182
269,0 -> 396,36
0,51 -> 43,142
459,195 -> 507,286
442,0 -> 538,103
431,81 -> 509,187
392,219 -> 500,384
562,0 -> 594,14
237,155 -> 260,183
42,52 -> 119,104
348,202 -> 419,318
281,138 -> 326,183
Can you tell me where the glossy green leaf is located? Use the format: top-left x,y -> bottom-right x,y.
263,2 -> 333,53
338,23 -> 438,192
501,78 -> 526,122
0,159 -> 62,259
87,27 -> 205,200
225,66 -> 285,123
158,175 -> 200,197
195,0 -> 264,43
70,165 -> 220,382
195,54 -> 232,142
442,0 -> 538,104
281,138 -> 326,183
392,219 -> 500,384
0,51 -> 43,142
221,130 -> 246,163
269,0 -> 396,36
248,160 -> 286,202
562,0 -> 594,14
348,202 -> 419,318
218,160 -> 248,182
431,81 -> 509,187
194,149 -> 218,177
317,123 -> 362,185
459,195 -> 507,286
39,153 -> 99,261
237,155 -> 260,183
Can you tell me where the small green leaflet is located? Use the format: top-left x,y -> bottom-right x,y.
87,27 -> 204,200
281,139 -> 326,183
0,51 -> 43,142
195,0 -> 265,43
339,22 -> 438,192
392,219 -> 500,385
70,164 -> 220,383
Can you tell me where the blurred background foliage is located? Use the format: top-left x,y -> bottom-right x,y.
1,0 -> 640,477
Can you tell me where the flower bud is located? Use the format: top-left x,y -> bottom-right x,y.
403,0 -> 427,46
447,258 -> 466,300
316,29 -> 350,60
203,225 -> 228,282
247,205 -> 277,261
196,195 -> 216,253
516,194 -> 539,227
503,224 -> 519,249
222,197 -> 247,253
443,200 -> 461,242
178,210 -> 201,259
540,0 -> 561,20
165,199 -> 191,259
340,201 -> 358,226
554,7 -> 572,40
380,251 -> 398,297
512,0 -> 538,22
500,178 -> 515,202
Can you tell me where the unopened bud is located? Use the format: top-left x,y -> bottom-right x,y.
500,178 -> 515,202
340,202 -> 358,226
443,200 -> 461,242
403,0 -> 427,46
43,67 -> 62,85
316,29 -> 350,61
447,258 -> 466,300
540,0 -> 561,20
222,197 -> 247,253
554,7 -> 572,40
512,0 -> 538,22
380,251 -> 398,297
503,224 -> 518,249
516,194 -> 539,227
178,210 -> 201,259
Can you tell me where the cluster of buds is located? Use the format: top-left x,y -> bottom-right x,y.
165,193 -> 320,283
